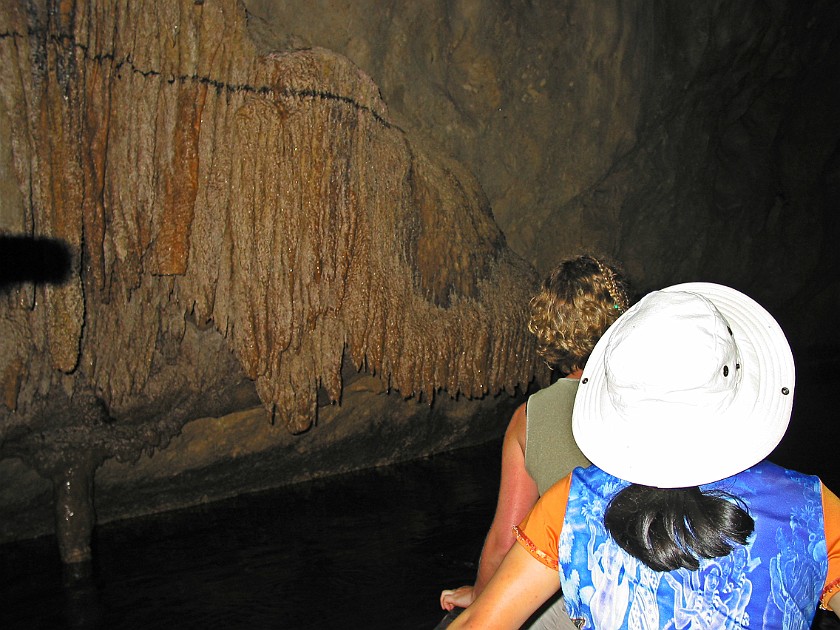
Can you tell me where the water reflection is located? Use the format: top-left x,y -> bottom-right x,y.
1,442 -> 501,629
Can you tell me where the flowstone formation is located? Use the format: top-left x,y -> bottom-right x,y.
0,0 -> 540,563
245,0 -> 840,353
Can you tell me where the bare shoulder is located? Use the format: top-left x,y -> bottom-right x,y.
505,401 -> 528,450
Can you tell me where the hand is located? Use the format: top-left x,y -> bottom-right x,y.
440,585 -> 475,611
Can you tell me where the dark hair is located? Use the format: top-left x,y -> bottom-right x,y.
604,484 -> 755,572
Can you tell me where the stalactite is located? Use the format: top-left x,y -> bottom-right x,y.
0,0 -> 541,560
50,452 -> 98,565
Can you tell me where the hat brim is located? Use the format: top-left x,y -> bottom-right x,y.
572,283 -> 795,488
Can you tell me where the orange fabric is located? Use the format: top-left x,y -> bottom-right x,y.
515,472 -> 840,611
821,484 -> 840,610
514,473 -> 571,570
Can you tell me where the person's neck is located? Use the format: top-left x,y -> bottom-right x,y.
566,368 -> 584,380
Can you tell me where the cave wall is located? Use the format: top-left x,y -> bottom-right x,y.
245,0 -> 840,351
1,0 -> 839,549
0,0 -> 540,552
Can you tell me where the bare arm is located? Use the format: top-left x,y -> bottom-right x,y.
440,403 -> 540,610
474,403 -> 540,596
448,543 -> 560,629
831,592 -> 840,621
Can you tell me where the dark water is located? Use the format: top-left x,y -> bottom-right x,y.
1,353 -> 838,629
0,442 -> 501,629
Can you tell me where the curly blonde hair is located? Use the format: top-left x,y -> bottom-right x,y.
528,255 -> 631,375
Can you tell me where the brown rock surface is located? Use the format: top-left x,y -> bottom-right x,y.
0,0 -> 539,558
246,0 -> 840,349
1,0 -> 838,561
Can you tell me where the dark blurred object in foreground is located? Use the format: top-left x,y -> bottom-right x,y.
0,235 -> 72,287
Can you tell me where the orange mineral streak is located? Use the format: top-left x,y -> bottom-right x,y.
150,82 -> 207,275
0,0 -> 541,436
39,16 -> 85,375
81,58 -> 112,293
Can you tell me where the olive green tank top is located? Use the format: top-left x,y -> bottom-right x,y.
524,378 -> 591,496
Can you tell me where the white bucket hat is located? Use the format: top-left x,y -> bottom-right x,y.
572,282 -> 795,488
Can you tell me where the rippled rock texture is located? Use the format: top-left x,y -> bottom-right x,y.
1,0 -> 838,562
246,0 -> 840,349
0,0 -> 539,560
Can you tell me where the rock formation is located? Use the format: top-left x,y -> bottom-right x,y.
0,0 -> 540,563
246,0 -> 840,350
2,0 -> 838,565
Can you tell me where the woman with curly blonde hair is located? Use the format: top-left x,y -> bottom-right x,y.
437,254 -> 631,630
529,255 -> 631,375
